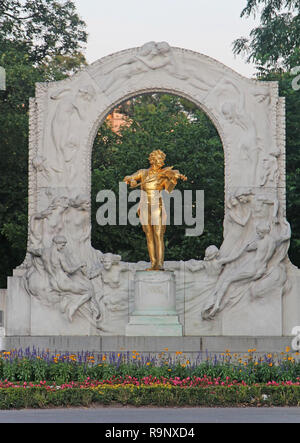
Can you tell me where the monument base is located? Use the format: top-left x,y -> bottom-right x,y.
126,271 -> 183,336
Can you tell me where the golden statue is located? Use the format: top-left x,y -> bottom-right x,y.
124,150 -> 187,271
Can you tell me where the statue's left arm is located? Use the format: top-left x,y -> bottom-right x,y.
162,169 -> 187,192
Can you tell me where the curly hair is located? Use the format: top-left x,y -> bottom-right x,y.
148,149 -> 166,163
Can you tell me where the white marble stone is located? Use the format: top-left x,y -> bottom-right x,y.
6,277 -> 30,336
126,271 -> 182,336
4,41 -> 300,338
283,264 -> 300,336
0,290 -> 6,317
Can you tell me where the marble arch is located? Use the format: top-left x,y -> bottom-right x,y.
5,42 -> 300,338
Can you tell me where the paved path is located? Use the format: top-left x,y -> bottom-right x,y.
0,407 -> 299,423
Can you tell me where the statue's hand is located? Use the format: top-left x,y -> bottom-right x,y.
130,180 -> 137,188
179,174 -> 187,181
124,176 -> 137,187
123,176 -> 131,185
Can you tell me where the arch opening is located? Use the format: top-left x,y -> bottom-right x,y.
91,92 -> 224,263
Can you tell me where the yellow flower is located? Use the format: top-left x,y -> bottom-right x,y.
269,363 -> 273,367
285,346 -> 291,353
186,360 -> 190,365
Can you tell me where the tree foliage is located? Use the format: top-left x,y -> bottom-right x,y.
233,0 -> 300,72
0,0 -> 87,63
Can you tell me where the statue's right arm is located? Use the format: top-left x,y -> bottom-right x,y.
124,170 -> 144,186
185,260 -> 205,272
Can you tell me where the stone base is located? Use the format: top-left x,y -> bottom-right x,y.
126,315 -> 183,336
126,271 -> 183,336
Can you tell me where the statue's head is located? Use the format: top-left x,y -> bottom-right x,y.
53,235 -> 67,251
235,188 -> 253,204
50,196 -> 69,210
139,41 -> 156,57
256,222 -> 271,238
221,101 -> 236,123
149,150 -> 166,169
101,253 -> 121,270
204,245 -> 219,261
156,41 -> 170,55
69,194 -> 89,211
78,84 -> 95,102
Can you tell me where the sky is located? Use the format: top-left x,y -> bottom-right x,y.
73,0 -> 259,78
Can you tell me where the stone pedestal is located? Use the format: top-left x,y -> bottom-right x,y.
126,271 -> 183,336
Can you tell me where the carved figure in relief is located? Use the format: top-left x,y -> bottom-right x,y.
202,220 -> 291,319
27,236 -> 100,322
259,148 -> 281,187
50,84 -> 95,175
183,246 -> 241,322
100,42 -> 187,93
186,246 -> 227,278
64,195 -> 94,265
100,253 -> 128,288
212,78 -> 260,185
87,253 -> 128,326
24,244 -> 51,304
220,189 -> 253,258
29,194 -> 105,274
253,193 -> 279,224
30,197 -> 69,248
32,155 -> 50,181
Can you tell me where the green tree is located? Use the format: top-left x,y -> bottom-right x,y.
233,0 -> 300,72
91,94 -> 224,263
0,0 -> 87,63
0,1 -> 87,287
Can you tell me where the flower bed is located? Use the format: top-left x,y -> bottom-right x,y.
0,348 -> 300,408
